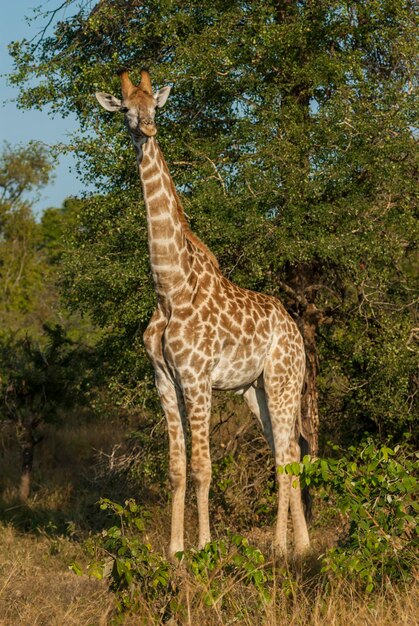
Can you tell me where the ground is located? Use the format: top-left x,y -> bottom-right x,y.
0,413 -> 416,625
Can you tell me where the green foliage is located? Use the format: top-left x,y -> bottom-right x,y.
73,498 -> 275,616
72,497 -> 172,614
89,498 -> 171,613
319,310 -> 418,442
0,140 -> 53,213
295,440 -> 418,590
0,141 -> 55,322
73,439 -> 418,616
39,197 -> 82,264
188,534 -> 271,605
7,0 -> 417,436
59,191 -> 158,409
0,323 -> 97,427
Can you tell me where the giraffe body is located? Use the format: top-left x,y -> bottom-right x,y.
156,251 -> 303,394
96,69 -> 310,558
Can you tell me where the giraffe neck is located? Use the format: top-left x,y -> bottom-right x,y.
138,137 -> 190,295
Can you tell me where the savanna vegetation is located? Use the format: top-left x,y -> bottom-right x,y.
0,0 -> 417,623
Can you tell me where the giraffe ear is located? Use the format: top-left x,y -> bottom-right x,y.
95,92 -> 123,112
154,86 -> 171,108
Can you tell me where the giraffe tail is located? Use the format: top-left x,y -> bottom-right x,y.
295,402 -> 313,523
299,434 -> 313,522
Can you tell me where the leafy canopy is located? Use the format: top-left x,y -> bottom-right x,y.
7,0 -> 418,435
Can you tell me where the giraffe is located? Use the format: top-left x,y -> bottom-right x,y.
95,69 -> 310,559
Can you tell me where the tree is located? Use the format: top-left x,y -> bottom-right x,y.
0,141 -> 55,330
0,140 -> 52,213
0,324 -> 96,500
40,197 -> 82,263
8,0 -> 418,446
0,142 -> 102,499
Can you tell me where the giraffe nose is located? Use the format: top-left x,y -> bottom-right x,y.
141,118 -> 157,136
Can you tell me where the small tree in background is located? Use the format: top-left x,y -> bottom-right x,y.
0,141 -> 55,330
0,142 -> 104,501
0,324 -> 96,501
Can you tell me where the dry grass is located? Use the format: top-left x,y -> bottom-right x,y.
0,415 -> 417,625
112,562 -> 418,626
0,519 -> 416,626
0,416 -> 125,624
0,524 -> 114,625
235,582 -> 415,626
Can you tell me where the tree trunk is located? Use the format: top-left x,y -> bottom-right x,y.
279,282 -> 324,458
299,303 -> 321,459
278,282 -> 329,521
17,419 -> 42,502
19,438 -> 34,502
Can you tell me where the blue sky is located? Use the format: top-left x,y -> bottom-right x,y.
0,1 -> 93,216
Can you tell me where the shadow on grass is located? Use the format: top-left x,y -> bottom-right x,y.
0,474 -> 166,541
0,417 -> 167,541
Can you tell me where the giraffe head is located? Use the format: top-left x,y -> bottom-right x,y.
95,68 -> 171,139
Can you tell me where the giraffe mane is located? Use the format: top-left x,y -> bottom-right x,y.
155,143 -> 220,269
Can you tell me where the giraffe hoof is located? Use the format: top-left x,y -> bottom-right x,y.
168,549 -> 185,564
271,543 -> 288,563
293,543 -> 311,560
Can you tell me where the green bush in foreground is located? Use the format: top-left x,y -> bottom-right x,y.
298,439 -> 418,591
71,440 -> 417,617
72,498 -> 271,617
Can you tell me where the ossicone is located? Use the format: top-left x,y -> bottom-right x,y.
118,68 -> 136,98
139,69 -> 153,94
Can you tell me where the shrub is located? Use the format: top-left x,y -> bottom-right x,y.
71,498 -> 274,618
297,439 -> 418,591
71,439 -> 417,619
72,498 -> 172,614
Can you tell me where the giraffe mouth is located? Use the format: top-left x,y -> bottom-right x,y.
140,120 -> 157,137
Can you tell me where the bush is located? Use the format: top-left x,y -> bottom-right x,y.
71,439 -> 417,620
71,498 -> 171,614
298,439 -> 418,591
71,498 -> 274,619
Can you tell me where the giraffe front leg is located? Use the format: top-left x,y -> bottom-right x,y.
182,377 -> 212,550
144,311 -> 188,558
155,373 -> 187,559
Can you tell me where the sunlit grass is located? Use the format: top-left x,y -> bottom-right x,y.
0,415 -> 416,625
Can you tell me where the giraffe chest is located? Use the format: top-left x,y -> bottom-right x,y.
161,301 -> 273,390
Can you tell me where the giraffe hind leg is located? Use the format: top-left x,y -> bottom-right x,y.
243,384 -> 275,454
244,379 -> 310,556
263,343 -> 310,556
288,439 -> 310,556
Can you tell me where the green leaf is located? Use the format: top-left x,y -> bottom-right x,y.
69,562 -> 83,576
